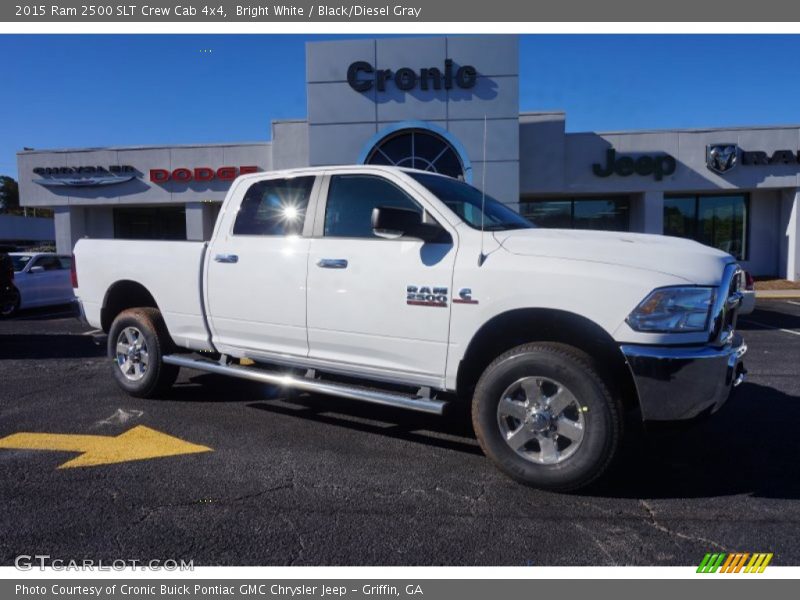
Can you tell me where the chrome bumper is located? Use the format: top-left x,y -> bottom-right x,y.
620,334 -> 747,421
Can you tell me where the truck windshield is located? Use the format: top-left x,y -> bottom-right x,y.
408,172 -> 534,231
10,255 -> 32,272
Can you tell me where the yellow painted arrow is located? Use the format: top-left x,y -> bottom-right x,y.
0,425 -> 212,468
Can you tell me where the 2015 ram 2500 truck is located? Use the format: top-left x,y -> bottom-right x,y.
73,165 -> 747,491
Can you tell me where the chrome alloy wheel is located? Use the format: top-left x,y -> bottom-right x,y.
496,376 -> 586,465
115,326 -> 150,382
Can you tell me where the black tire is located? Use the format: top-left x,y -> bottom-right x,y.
107,307 -> 179,398
472,342 -> 622,492
0,286 -> 20,318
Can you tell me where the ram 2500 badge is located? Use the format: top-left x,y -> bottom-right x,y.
73,165 -> 747,491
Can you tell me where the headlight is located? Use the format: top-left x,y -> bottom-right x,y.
626,287 -> 716,333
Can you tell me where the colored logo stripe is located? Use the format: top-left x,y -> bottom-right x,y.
697,552 -> 773,573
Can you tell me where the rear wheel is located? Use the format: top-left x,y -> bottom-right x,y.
0,286 -> 20,318
472,342 -> 621,492
108,308 -> 178,398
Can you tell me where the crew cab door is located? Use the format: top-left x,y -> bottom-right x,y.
205,174 -> 319,357
306,171 -> 457,385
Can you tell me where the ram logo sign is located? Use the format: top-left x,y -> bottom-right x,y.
706,144 -> 739,174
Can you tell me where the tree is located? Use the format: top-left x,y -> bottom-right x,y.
0,176 -> 19,213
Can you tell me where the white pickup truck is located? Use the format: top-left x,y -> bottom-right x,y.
74,165 -> 747,491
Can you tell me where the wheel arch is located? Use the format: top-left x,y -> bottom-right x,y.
456,308 -> 639,414
100,280 -> 160,332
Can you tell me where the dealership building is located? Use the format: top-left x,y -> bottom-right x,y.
16,35 -> 800,280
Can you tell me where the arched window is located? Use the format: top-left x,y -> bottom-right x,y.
364,128 -> 465,180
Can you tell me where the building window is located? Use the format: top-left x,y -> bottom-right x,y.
365,128 -> 465,180
113,206 -> 186,240
664,194 -> 748,260
521,197 -> 631,231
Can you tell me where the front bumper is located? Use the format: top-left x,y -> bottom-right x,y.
620,334 -> 747,421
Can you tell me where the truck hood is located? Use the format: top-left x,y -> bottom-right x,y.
494,228 -> 733,284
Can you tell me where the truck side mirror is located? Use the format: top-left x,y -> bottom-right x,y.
29,266 -> 45,274
371,206 -> 449,243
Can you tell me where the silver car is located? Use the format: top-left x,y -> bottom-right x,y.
2,253 -> 75,317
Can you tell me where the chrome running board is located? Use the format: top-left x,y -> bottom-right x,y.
162,354 -> 447,415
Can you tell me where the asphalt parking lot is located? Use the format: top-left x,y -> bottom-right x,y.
1,300 -> 799,566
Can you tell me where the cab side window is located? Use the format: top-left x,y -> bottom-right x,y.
324,175 -> 422,238
233,176 -> 315,236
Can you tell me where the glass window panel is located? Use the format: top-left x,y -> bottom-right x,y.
412,131 -> 441,160
431,149 -> 463,179
572,198 -> 630,232
113,207 -> 187,240
664,194 -> 747,260
372,133 -> 412,165
232,176 -> 314,236
522,200 -> 572,229
664,196 -> 696,239
366,129 -> 465,180
697,195 -> 747,260
324,175 -> 421,238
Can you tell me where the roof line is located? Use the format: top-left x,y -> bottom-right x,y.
17,141 -> 272,155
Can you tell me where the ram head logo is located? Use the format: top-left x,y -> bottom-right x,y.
707,144 -> 739,174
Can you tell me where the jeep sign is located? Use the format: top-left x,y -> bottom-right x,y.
592,149 -> 677,181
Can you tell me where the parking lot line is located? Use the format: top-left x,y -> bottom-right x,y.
741,318 -> 800,337
787,300 -> 800,307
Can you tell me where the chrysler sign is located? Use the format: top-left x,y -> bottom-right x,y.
33,165 -> 137,187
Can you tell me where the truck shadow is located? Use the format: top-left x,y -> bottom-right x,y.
247,379 -> 800,499
176,373 -> 799,499
246,392 -> 482,456
593,381 -> 800,500
0,333 -> 105,360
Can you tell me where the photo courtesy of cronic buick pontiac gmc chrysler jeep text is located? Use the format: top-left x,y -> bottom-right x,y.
72,166 -> 747,491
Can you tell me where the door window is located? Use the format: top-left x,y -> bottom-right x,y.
324,175 -> 421,238
233,176 -> 315,236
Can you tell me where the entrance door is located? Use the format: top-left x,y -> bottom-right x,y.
205,175 -> 317,357
307,172 -> 456,383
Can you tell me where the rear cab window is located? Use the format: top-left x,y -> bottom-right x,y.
233,176 -> 315,236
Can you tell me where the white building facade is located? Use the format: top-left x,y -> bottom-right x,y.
16,35 -> 800,279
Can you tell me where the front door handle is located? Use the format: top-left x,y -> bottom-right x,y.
316,258 -> 348,269
214,254 -> 239,264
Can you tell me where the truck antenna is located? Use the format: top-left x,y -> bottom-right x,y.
478,115 -> 488,266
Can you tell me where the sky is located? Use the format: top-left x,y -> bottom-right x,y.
2,34 -> 800,177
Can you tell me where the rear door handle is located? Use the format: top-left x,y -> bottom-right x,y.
316,258 -> 348,269
214,254 -> 239,264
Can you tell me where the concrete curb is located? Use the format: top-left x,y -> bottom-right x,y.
756,290 -> 800,299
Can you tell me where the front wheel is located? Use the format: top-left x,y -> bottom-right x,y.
472,342 -> 622,492
108,308 -> 179,398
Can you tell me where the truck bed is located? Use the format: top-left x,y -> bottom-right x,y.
74,239 -> 212,351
